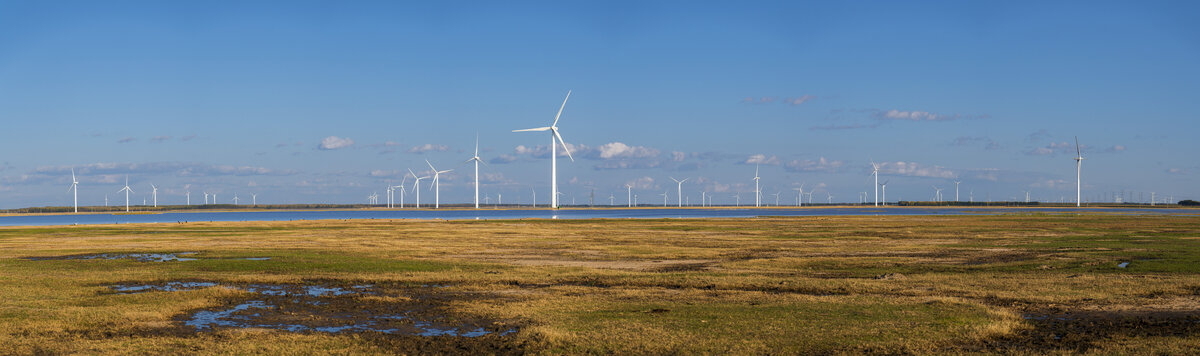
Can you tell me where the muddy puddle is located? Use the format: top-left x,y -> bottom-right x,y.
27,252 -> 199,262
107,281 -> 517,338
25,252 -> 272,262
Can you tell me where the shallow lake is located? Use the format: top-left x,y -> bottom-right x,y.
0,207 -> 1181,227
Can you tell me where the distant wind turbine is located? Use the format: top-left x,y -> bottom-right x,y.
932,186 -> 943,203
794,183 -> 806,207
408,168 -> 428,208
251,193 -> 257,206
660,191 -> 668,207
465,133 -> 486,209
426,160 -> 453,209
117,176 -> 133,212
512,91 -> 574,209
233,193 -> 239,205
150,184 -> 158,208
670,177 -> 688,207
953,177 -> 962,202
625,184 -> 632,208
870,159 -> 880,207
880,180 -> 889,206
67,168 -> 79,213
1074,136 -> 1084,207
186,190 -> 190,206
753,165 -> 761,207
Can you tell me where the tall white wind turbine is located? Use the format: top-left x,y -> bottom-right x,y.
408,168 -> 428,208
67,168 -> 79,213
670,177 -> 688,207
880,180 -> 889,206
753,165 -> 761,207
426,160 -> 453,209
513,91 -> 574,209
465,134 -> 486,209
870,159 -> 880,207
1074,136 -> 1084,207
252,193 -> 257,207
625,184 -> 632,208
953,178 -> 962,202
118,176 -> 133,212
150,184 -> 158,208
659,191 -> 668,207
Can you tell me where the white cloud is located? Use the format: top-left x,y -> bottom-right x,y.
318,136 -> 355,150
596,142 -> 660,159
784,157 -> 845,173
876,161 -> 955,179
625,176 -> 656,190
786,95 -> 815,105
875,109 -> 986,122
742,154 -> 781,166
408,144 -> 450,153
671,152 -> 686,162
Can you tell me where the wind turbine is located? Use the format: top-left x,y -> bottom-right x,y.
932,186 -> 943,203
186,190 -> 190,206
65,169 -> 80,213
251,193 -> 257,206
203,192 -> 209,205
826,192 -> 833,204
233,193 -> 240,205
660,191 -> 668,207
733,193 -> 740,207
670,177 -> 688,207
609,193 -> 615,206
394,176 -> 408,208
701,191 -> 706,207
773,191 -> 781,206
794,183 -> 806,207
117,176 -> 133,212
408,168 -> 428,208
953,177 -> 962,202
870,159 -> 880,207
512,90 -> 574,209
1074,136 -> 1084,207
753,165 -> 761,207
625,184 -> 632,208
880,180 -> 889,206
465,133 -> 486,209
150,184 -> 158,207
426,160 -> 453,209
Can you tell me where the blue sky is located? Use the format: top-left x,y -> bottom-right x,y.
1,1 -> 1197,208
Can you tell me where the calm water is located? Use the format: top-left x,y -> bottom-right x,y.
0,207 -> 1179,227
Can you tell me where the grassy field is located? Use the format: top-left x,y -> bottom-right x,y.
1,213 -> 1198,354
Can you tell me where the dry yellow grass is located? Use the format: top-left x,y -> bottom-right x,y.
0,213 -> 1198,354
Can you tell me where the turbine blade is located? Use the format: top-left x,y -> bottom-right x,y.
552,90 -> 571,127
512,127 -> 552,132
426,159 -> 435,171
1075,136 -> 1081,156
554,129 -> 574,161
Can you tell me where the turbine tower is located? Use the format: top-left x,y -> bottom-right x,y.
625,184 -> 632,208
150,184 -> 158,208
67,168 -> 79,213
426,160 -> 453,209
953,177 -> 962,202
465,133 -> 486,209
659,191 -> 668,207
408,168 -> 428,208
513,91 -> 574,209
670,177 -> 688,207
1074,136 -> 1084,207
753,165 -> 761,207
870,159 -> 880,207
251,193 -> 257,206
118,176 -> 133,212
880,180 -> 889,206
794,183 -> 806,207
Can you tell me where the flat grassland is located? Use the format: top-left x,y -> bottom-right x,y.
1,213 -> 1198,354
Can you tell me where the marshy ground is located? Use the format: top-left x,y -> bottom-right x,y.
2,212 -> 1199,354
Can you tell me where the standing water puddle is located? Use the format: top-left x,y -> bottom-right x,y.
26,252 -> 272,262
27,252 -> 199,262
107,281 -> 516,337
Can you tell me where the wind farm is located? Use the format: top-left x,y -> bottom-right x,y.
2,2 -> 1199,355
